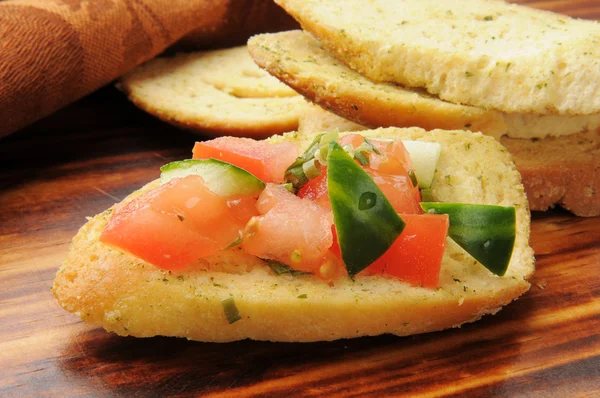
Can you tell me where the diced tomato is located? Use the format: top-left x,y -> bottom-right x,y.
255,183 -> 295,214
367,169 -> 422,214
339,134 -> 413,175
369,140 -> 413,175
296,167 -> 330,209
100,175 -> 257,269
338,134 -> 365,149
192,137 -> 299,183
242,184 -> 335,274
362,213 -> 449,287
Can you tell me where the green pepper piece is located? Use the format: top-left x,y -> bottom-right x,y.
327,142 -> 406,276
420,202 -> 516,276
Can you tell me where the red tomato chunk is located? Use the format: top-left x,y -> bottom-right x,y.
242,184 -> 337,275
192,137 -> 299,183
100,175 -> 257,270
364,213 -> 449,287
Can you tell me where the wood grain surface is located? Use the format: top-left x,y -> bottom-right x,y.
1,1 -> 599,396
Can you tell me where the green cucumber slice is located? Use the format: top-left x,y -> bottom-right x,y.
420,202 -> 516,276
327,142 -> 405,276
401,141 -> 441,189
160,159 -> 265,197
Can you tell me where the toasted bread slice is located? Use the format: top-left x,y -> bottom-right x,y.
186,46 -> 298,98
249,31 -> 508,138
119,47 -> 307,137
501,131 -> 600,217
249,31 -> 600,140
275,0 -> 600,115
298,103 -> 366,134
298,105 -> 600,216
53,128 -> 534,342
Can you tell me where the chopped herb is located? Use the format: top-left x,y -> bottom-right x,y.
464,123 -> 472,128
408,169 -> 418,187
363,137 -> 381,155
265,259 -> 311,276
483,15 -> 494,21
297,294 -> 308,299
352,104 -> 359,111
465,71 -> 474,77
226,235 -> 243,249
221,297 -> 241,324
505,62 -> 512,72
354,151 -> 370,166
302,158 -> 322,180
280,182 -> 294,193
284,133 -> 324,190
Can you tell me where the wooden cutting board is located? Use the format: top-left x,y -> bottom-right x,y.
1,1 -> 599,396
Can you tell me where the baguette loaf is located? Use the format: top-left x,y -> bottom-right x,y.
120,47 -> 307,137
52,128 -> 534,342
248,31 -> 600,140
275,0 -> 600,115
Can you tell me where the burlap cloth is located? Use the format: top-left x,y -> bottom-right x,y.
0,0 -> 298,138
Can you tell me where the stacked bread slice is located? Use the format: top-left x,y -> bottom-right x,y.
248,0 -> 600,216
119,46 -> 308,137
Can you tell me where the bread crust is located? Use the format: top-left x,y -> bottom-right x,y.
52,128 -> 534,342
119,48 -> 308,137
275,0 -> 600,115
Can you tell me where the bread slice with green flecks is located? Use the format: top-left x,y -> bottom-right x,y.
53,127 -> 534,342
275,0 -> 600,115
119,46 -> 308,137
